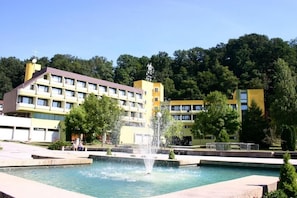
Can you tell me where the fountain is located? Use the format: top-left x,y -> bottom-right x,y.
141,140 -> 157,174
140,110 -> 162,174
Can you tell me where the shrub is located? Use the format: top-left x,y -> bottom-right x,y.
106,147 -> 112,155
168,150 -> 175,159
278,152 -> 297,197
263,189 -> 287,198
216,129 -> 230,142
48,140 -> 70,150
281,125 -> 296,151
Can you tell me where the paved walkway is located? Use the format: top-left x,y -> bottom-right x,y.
1,141 -> 295,165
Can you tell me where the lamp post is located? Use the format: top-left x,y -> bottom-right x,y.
156,112 -> 162,149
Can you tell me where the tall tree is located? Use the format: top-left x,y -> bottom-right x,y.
240,100 -> 270,149
0,57 -> 24,88
65,94 -> 122,143
270,59 -> 297,126
83,94 -> 122,144
87,56 -> 114,81
192,91 -> 240,140
65,106 -> 88,141
114,54 -> 143,86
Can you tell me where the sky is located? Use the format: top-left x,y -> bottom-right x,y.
1,0 -> 297,65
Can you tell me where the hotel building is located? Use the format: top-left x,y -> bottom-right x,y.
2,61 -> 163,144
2,61 -> 264,145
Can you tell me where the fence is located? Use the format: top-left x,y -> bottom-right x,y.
206,142 -> 259,151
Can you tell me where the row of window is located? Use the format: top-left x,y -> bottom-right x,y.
43,74 -> 143,99
18,96 -> 74,109
172,114 -> 196,121
35,84 -> 142,100
123,111 -> 143,119
18,96 -> 144,111
170,104 -> 238,111
171,105 -> 204,111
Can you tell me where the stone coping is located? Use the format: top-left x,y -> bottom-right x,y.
151,175 -> 278,198
0,172 -> 95,198
0,158 -> 92,168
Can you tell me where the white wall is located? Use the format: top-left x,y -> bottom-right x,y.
0,116 -> 59,142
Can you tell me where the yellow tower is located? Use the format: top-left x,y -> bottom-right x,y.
24,58 -> 41,82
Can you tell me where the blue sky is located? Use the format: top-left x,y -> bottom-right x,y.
1,0 -> 296,65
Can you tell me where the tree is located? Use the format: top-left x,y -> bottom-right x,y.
240,100 -> 270,149
87,56 -> 114,82
153,108 -> 183,146
278,153 -> 297,197
64,94 -> 122,143
281,125 -> 296,151
114,54 -> 143,86
270,59 -> 297,126
0,71 -> 12,99
64,105 -> 89,141
192,91 -> 240,140
83,94 -> 122,144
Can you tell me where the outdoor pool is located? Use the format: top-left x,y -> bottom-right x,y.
1,160 -> 279,198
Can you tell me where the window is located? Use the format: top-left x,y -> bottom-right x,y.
65,78 -> 74,85
52,100 -> 62,108
182,105 -> 191,111
65,90 -> 75,97
18,96 -> 33,104
77,80 -> 86,88
182,115 -> 191,120
66,102 -> 73,109
120,100 -> 127,106
154,97 -> 159,102
38,85 -> 49,92
171,105 -> 180,111
109,87 -> 117,94
154,87 -> 159,92
37,98 -> 48,106
65,102 -> 73,109
99,85 -> 107,92
52,75 -> 62,83
172,115 -> 181,120
193,105 -> 203,111
130,102 -> 135,107
136,93 -> 142,99
119,89 -> 126,96
43,75 -> 48,80
240,91 -> 248,103
52,87 -> 62,95
131,112 -> 136,118
138,103 -> 143,108
128,91 -> 134,98
78,92 -> 86,99
241,104 -> 248,111
30,85 -> 34,90
89,83 -> 97,90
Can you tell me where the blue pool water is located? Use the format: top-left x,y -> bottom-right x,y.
1,161 -> 279,198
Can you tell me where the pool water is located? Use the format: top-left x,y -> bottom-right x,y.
1,161 -> 279,198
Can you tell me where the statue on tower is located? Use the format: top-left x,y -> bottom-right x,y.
145,63 -> 154,82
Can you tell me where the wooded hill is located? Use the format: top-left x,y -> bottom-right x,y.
1,33 -> 297,114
